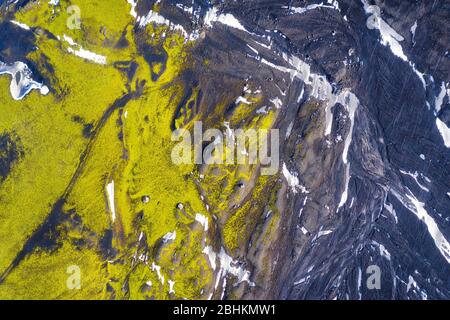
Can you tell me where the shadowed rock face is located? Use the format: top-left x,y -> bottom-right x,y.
0,21 -> 36,63
168,0 -> 450,300
0,132 -> 23,182
0,0 -> 449,300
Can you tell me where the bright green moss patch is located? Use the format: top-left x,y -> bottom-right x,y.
0,2 -> 216,299
16,0 -> 135,59
0,87 -> 87,273
0,0 -> 282,300
0,242 -> 108,300
64,108 -> 124,236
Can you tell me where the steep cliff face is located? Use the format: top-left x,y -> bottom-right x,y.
0,0 -> 448,300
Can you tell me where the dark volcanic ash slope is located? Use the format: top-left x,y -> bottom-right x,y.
174,0 -> 450,299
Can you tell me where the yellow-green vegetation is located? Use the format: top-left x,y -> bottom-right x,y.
16,0 -> 136,62
197,82 -> 281,254
0,0 -> 284,300
0,0 -> 213,300
0,242 -> 107,300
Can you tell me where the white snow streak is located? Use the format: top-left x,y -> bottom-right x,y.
62,35 -> 107,65
106,180 -> 116,223
435,82 -> 448,113
392,190 -> 450,263
204,7 -> 247,32
282,163 -> 308,194
436,118 -> 450,148
162,231 -> 176,242
399,170 -> 430,192
361,1 -> 426,88
0,61 -> 49,100
195,213 -> 209,232
10,20 -> 31,30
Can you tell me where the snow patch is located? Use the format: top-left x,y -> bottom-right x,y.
293,276 -> 310,285
0,61 -> 49,100
204,7 -> 247,32
285,121 -> 294,139
261,54 -> 359,137
436,118 -> 450,148
361,1 -> 426,88
106,180 -> 116,223
384,201 -> 398,224
285,0 -> 340,15
392,190 -> 450,263
372,241 -> 391,261
235,96 -> 252,105
195,214 -> 209,232
282,163 -> 308,194
162,231 -> 176,243
363,2 -> 407,61
361,0 -> 426,89
217,248 -> 254,287
410,21 -> 417,39
151,262 -> 165,285
168,280 -> 175,294
127,0 -> 137,18
203,246 -> 254,298
435,82 -> 448,113
300,226 -> 309,235
270,97 -> 283,109
338,164 -> 350,208
399,170 -> 430,192
10,20 -> 31,30
407,275 -> 417,293
62,35 -> 107,65
202,246 -> 217,271
138,10 -> 196,40
313,228 -> 333,241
